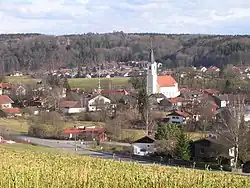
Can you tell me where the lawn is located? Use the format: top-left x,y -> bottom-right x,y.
4,76 -> 130,89
0,118 -> 29,133
69,77 -> 130,89
0,118 -> 105,134
0,147 -> 249,187
0,143 -> 75,155
5,76 -> 38,85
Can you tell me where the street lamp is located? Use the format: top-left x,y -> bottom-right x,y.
74,125 -> 77,151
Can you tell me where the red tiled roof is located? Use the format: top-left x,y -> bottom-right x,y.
168,97 -> 185,103
157,75 -> 177,87
59,101 -> 81,108
2,108 -> 20,114
0,83 -> 11,89
0,95 -> 13,104
63,127 -> 104,134
174,110 -> 190,117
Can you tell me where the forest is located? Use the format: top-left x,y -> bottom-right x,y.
0,32 -> 250,73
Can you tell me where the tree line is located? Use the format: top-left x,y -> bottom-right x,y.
1,32 -> 250,73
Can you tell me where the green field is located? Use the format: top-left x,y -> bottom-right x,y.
4,76 -> 130,89
69,77 -> 130,89
0,147 -> 249,188
5,76 -> 38,85
0,118 -> 105,134
0,143 -> 75,155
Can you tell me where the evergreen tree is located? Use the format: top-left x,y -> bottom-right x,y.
175,129 -> 190,160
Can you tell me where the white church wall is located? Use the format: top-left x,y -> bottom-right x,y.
160,86 -> 180,98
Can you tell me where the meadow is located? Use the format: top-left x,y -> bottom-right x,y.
4,76 -> 130,89
0,147 -> 250,188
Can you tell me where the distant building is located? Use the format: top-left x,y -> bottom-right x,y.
147,49 -> 180,98
132,135 -> 155,156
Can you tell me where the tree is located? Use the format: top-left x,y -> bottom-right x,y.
155,123 -> 181,157
175,129 -> 190,160
129,76 -> 148,121
28,111 -> 65,139
217,96 -> 249,168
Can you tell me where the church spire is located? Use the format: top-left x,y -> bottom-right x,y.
149,37 -> 155,63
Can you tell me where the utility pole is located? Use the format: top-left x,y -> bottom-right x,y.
74,125 -> 77,151
98,64 -> 101,92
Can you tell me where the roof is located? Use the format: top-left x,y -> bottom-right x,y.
101,89 -> 129,95
59,100 -> 82,108
133,135 -> 155,143
2,108 -> 20,114
64,127 -> 104,134
0,95 -> 14,104
168,97 -> 185,103
193,136 -> 233,149
168,110 -> 190,118
0,83 -> 11,89
157,75 -> 177,87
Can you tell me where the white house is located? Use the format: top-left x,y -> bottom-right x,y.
132,135 -> 156,156
87,95 -> 114,112
166,111 -> 190,124
0,95 -> 13,109
59,100 -> 86,114
147,49 -> 180,98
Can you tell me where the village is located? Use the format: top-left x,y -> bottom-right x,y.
0,49 -> 250,173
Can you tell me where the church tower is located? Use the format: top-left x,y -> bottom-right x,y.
147,47 -> 158,96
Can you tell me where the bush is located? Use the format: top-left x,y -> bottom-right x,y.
28,111 -> 66,139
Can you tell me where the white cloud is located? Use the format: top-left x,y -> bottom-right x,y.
0,0 -> 249,34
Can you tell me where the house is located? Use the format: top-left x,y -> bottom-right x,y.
147,49 -> 180,98
200,67 -> 207,72
87,95 -> 115,112
0,83 -> 11,95
63,127 -> 106,141
212,95 -> 228,108
1,108 -> 22,117
132,135 -> 156,156
191,135 -> 235,166
59,100 -> 86,114
158,97 -> 184,111
0,95 -> 14,109
165,110 -> 190,124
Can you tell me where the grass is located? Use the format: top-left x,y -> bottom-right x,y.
0,143 -> 75,155
0,118 -> 105,134
187,132 -> 208,141
4,76 -> 130,89
0,147 -> 250,187
69,77 -> 130,89
121,129 -> 146,142
0,118 -> 29,133
4,76 -> 38,85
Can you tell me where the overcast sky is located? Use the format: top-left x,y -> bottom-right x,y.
0,0 -> 250,35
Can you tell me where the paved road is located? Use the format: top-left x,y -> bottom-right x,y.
16,135 -> 152,164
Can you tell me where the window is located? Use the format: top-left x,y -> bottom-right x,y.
200,148 -> 205,154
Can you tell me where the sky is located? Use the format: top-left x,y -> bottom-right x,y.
0,0 -> 250,35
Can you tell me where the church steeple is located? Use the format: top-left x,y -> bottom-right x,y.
149,38 -> 155,63
147,37 -> 158,96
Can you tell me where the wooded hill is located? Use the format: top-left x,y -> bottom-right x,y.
1,32 -> 250,73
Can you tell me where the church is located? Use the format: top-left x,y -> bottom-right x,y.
147,49 -> 180,98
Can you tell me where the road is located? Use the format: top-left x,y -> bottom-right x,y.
16,135 -> 152,164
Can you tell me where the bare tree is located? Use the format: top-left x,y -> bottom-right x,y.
217,96 -> 249,168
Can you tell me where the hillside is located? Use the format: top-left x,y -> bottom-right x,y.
1,147 -> 249,188
0,32 -> 250,73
